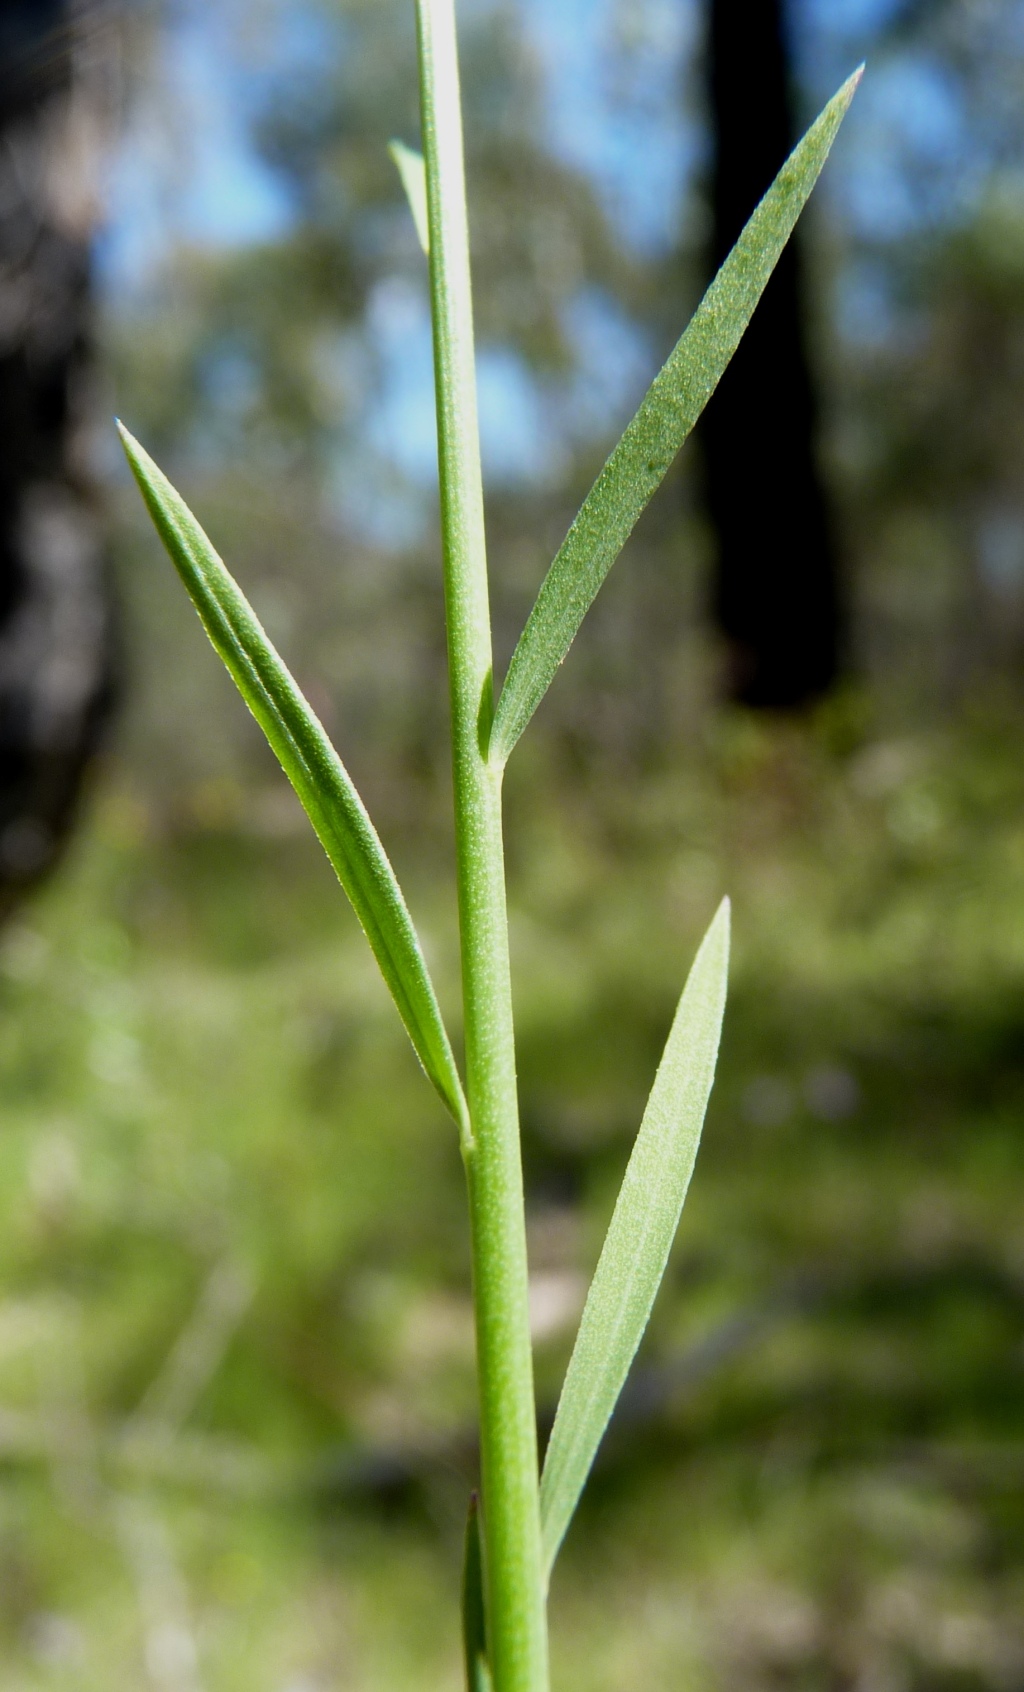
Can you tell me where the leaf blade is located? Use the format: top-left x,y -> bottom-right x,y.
539,898 -> 730,1579
462,1493 -> 493,1692
490,69 -> 862,763
119,423 -> 469,1140
389,139 -> 430,255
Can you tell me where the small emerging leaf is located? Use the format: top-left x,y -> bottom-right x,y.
490,69 -> 862,764
389,139 -> 430,255
462,1493 -> 492,1692
118,424 -> 469,1141
539,898 -> 730,1579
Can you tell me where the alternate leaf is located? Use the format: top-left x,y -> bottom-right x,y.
389,139 -> 430,255
462,1493 -> 493,1692
118,424 -> 469,1140
490,69 -> 862,764
539,898 -> 730,1580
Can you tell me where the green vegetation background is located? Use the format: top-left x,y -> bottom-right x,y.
1,1 -> 1023,1686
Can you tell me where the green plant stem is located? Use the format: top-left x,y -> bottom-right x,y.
415,3 -> 547,1690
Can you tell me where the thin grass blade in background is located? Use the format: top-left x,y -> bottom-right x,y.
119,425 -> 469,1140
490,70 -> 862,764
539,898 -> 730,1580
462,1493 -> 493,1692
389,140 -> 430,254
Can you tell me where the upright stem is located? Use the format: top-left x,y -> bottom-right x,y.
414,4 -> 548,1691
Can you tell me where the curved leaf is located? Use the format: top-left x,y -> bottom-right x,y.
119,424 -> 470,1141
539,898 -> 730,1579
490,70 -> 862,764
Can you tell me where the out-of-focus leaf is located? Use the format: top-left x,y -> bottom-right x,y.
389,139 -> 430,254
490,70 -> 862,763
539,898 -> 731,1579
119,424 -> 469,1140
462,1492 -> 492,1692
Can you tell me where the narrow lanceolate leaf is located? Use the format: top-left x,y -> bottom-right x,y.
462,1494 -> 493,1692
539,898 -> 731,1580
490,69 -> 862,764
118,424 -> 469,1141
389,140 -> 430,255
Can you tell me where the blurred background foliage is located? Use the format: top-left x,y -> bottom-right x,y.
1,0 -> 1024,1687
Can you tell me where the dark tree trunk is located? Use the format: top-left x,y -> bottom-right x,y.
0,0 -> 116,919
702,0 -> 841,707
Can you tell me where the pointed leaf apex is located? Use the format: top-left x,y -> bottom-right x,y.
539,899 -> 730,1576
709,894 -> 730,942
388,139 -> 430,255
489,70 -> 861,763
119,425 -> 469,1138
831,63 -> 864,119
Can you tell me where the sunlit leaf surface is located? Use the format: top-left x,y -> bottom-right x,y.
119,424 -> 469,1138
540,898 -> 730,1578
491,71 -> 861,763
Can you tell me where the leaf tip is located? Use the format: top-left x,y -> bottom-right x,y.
116,419 -> 148,475
698,895 -> 731,989
388,138 -> 430,255
709,893 -> 731,943
833,61 -> 865,119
